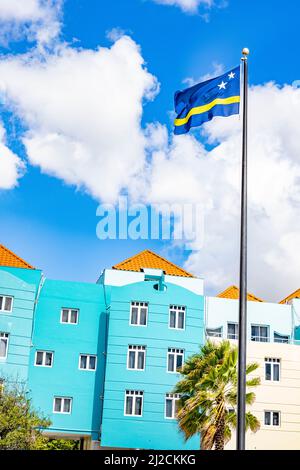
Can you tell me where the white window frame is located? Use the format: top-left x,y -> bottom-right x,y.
167,348 -> 184,373
35,350 -> 54,368
169,305 -> 186,331
0,295 -> 13,313
227,322 -> 238,340
264,358 -> 280,382
0,333 -> 9,360
60,308 -> 79,325
127,345 -> 146,371
251,324 -> 269,342
264,410 -> 280,427
206,326 -> 223,338
78,354 -> 97,371
124,390 -> 144,417
165,393 -> 181,419
129,301 -> 148,327
53,396 -> 73,414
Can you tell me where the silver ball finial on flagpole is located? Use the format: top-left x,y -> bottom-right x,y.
242,47 -> 250,56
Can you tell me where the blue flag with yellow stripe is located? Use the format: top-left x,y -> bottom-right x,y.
174,66 -> 240,135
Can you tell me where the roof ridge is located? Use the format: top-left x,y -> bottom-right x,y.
279,288 -> 300,304
0,244 -> 34,269
112,249 -> 194,278
217,285 -> 264,302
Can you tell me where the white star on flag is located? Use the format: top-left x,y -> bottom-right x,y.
218,81 -> 227,90
228,72 -> 235,79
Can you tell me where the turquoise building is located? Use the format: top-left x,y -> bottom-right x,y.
0,244 -> 204,450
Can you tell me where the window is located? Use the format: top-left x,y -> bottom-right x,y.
274,332 -> 289,344
53,397 -> 72,414
265,358 -> 280,381
264,411 -> 280,426
169,305 -> 186,330
130,302 -> 148,326
0,296 -> 13,313
227,323 -> 238,340
79,354 -> 97,371
165,393 -> 181,419
0,333 -> 9,359
124,390 -> 143,416
127,345 -> 146,370
206,327 -> 222,338
167,348 -> 184,373
251,325 -> 269,342
35,350 -> 53,367
61,308 -> 79,324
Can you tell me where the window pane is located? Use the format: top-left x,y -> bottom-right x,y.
135,397 -> 143,416
0,338 -> 7,357
140,308 -> 147,325
137,351 -> 145,370
178,311 -> 184,329
131,307 -> 138,325
62,310 -> 69,322
251,325 -> 259,338
4,297 -> 12,311
166,399 -> 173,418
70,310 -> 78,323
126,396 -> 133,415
80,355 -> 87,369
265,363 -> 271,380
169,311 -> 176,328
260,326 -> 268,340
168,354 -> 175,372
273,364 -> 280,381
54,398 -> 62,412
36,351 -> 44,365
0,297 -> 2,310
89,356 -> 96,370
176,354 -> 183,370
45,353 -> 52,366
264,411 -> 271,425
128,351 -> 135,369
273,412 -> 279,426
63,399 -> 71,413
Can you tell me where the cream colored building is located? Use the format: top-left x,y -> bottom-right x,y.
206,286 -> 300,450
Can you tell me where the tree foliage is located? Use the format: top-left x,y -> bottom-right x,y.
0,382 -> 79,450
174,340 -> 261,450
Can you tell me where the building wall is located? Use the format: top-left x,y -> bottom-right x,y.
100,278 -> 204,450
225,341 -> 300,450
205,296 -> 292,341
0,266 -> 42,383
27,278 -> 107,441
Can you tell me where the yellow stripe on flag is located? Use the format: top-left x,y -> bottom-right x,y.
174,95 -> 240,127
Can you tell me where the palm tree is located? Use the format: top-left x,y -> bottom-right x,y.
174,340 -> 260,450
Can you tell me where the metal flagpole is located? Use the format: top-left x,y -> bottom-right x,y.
236,47 -> 249,451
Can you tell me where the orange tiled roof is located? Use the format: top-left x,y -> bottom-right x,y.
217,285 -> 264,302
279,289 -> 300,304
0,244 -> 34,269
113,249 -> 194,278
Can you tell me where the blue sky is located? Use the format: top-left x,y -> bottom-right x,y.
0,0 -> 299,299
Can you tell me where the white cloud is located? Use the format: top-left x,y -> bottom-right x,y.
0,123 -> 24,189
0,36 -> 159,202
150,0 -> 216,13
0,0 -> 62,46
183,62 -> 225,87
0,28 -> 299,300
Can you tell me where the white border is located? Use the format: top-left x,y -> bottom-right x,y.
35,350 -> 54,368
78,354 -> 97,371
53,396 -> 73,414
